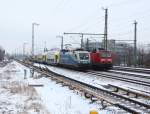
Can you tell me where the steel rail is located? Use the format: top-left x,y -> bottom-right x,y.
113,66 -> 150,74
108,70 -> 150,79
87,71 -> 150,87
17,60 -> 150,114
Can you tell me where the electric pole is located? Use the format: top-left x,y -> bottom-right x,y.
32,23 -> 34,56
81,34 -> 84,49
134,20 -> 137,67
23,42 -> 27,56
57,36 -> 64,50
103,8 -> 108,50
32,23 -> 39,57
86,38 -> 89,51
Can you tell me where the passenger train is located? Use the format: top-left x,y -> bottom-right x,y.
33,49 -> 91,70
32,48 -> 113,70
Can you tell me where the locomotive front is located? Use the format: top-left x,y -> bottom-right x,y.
90,50 -> 113,70
74,51 -> 91,69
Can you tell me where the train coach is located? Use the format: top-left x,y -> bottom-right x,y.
31,48 -> 113,70
32,49 -> 91,70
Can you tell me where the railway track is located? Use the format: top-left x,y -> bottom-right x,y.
87,70 -> 150,87
113,66 -> 150,74
17,60 -> 150,114
109,70 -> 150,79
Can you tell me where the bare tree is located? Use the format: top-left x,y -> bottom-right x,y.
0,47 -> 5,61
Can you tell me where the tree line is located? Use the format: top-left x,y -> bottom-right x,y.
0,47 -> 5,61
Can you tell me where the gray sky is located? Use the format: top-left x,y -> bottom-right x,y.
0,0 -> 150,54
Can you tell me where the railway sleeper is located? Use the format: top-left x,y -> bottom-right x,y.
97,89 -> 150,110
69,86 -> 75,90
108,84 -> 150,99
127,94 -> 139,99
61,83 -> 69,87
115,90 -> 138,99
75,90 -> 83,95
56,80 -> 63,84
19,61 -> 150,114
90,95 -> 98,103
115,103 -> 141,114
100,100 -> 108,109
84,93 -> 92,99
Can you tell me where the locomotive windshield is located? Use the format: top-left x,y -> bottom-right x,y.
79,53 -> 89,60
101,52 -> 111,58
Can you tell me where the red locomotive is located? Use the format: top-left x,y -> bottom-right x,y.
90,49 -> 113,70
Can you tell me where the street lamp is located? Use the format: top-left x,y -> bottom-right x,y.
32,22 -> 39,56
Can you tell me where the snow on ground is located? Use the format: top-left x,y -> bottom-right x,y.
0,61 -> 49,114
33,78 -> 109,114
25,63 -> 121,114
110,69 -> 150,77
35,63 -> 150,93
0,61 -> 123,114
114,66 -> 150,71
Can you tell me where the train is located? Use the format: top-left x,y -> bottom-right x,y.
31,48 -> 113,70
90,49 -> 113,70
33,49 -> 91,70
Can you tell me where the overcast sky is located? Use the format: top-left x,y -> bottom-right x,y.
0,0 -> 150,54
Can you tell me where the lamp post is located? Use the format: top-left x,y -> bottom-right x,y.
32,22 -> 39,56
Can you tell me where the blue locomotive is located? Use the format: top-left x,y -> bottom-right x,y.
33,49 -> 91,70
58,49 -> 90,69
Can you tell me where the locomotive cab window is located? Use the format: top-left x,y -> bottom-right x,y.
74,54 -> 77,59
101,52 -> 111,58
79,53 -> 89,60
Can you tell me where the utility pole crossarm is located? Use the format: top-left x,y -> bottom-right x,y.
115,40 -> 134,42
64,32 -> 105,36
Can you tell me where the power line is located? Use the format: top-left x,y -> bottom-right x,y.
109,31 -> 132,37
66,11 -> 104,32
79,19 -> 104,32
50,0 -> 69,16
107,0 -> 138,8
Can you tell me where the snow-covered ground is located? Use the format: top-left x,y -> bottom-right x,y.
110,69 -> 150,77
0,61 -> 123,114
50,65 -> 150,92
35,63 -> 150,94
0,61 -> 49,114
114,66 -> 150,71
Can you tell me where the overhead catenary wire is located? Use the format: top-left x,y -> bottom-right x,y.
49,0 -> 69,16
106,0 -> 137,8
78,19 -> 104,33
66,9 -> 104,32
54,0 -> 150,47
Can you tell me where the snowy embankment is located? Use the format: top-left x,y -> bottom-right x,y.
0,61 -> 49,114
0,61 -> 120,114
